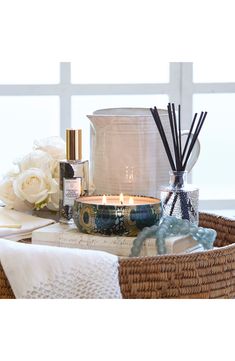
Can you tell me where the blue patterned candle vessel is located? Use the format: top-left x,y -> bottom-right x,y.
73,195 -> 162,236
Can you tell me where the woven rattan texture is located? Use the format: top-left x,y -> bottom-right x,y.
0,269 -> 15,299
119,213 -> 235,298
1,213 -> 235,299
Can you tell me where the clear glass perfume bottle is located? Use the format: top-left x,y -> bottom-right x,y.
59,129 -> 89,224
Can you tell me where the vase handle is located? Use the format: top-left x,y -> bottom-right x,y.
180,131 -> 200,172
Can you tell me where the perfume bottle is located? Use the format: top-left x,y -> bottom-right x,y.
59,129 -> 89,223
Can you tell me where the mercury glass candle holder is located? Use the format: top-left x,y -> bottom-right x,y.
73,195 -> 162,236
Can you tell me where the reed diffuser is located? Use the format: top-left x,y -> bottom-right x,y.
150,103 -> 207,224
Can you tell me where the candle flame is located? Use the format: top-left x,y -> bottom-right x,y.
102,194 -> 107,205
128,196 -> 134,205
119,193 -> 124,205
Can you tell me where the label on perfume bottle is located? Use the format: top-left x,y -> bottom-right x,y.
63,178 -> 82,206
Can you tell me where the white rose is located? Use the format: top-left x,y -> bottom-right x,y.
0,176 -> 18,208
51,161 -> 59,179
5,167 -> 19,178
0,176 -> 32,211
46,180 -> 59,211
13,197 -> 34,212
14,150 -> 54,173
13,168 -> 58,206
34,136 -> 66,160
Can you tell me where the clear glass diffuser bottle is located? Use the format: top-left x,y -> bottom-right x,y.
59,129 -> 89,224
160,171 -> 199,225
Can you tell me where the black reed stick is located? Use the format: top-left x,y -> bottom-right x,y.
150,107 -> 176,171
181,112 -> 198,163
172,103 -> 181,169
167,103 -> 179,170
183,112 -> 207,170
178,104 -> 182,166
169,193 -> 178,215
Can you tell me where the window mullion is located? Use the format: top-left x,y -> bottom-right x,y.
180,62 -> 193,130
60,62 -> 72,139
169,62 -> 181,104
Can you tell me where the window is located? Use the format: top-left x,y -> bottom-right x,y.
0,62 -> 234,211
71,61 -> 169,83
0,61 -> 59,84
0,96 -> 59,174
193,94 -> 235,201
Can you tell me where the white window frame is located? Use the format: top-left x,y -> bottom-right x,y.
0,62 -> 234,211
181,63 -> 235,211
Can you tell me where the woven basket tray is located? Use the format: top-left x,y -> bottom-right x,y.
1,212 -> 235,299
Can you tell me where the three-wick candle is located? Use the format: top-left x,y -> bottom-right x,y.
73,194 -> 162,236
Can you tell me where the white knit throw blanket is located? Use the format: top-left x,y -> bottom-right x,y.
0,238 -> 122,299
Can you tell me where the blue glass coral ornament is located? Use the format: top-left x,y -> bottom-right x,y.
130,216 -> 217,257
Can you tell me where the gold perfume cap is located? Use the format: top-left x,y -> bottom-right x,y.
66,129 -> 82,161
